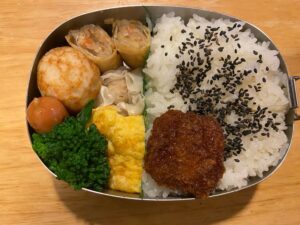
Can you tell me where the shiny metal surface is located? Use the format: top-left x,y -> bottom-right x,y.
26,5 -> 298,201
290,76 -> 300,120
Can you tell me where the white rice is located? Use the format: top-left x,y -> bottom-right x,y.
142,13 -> 289,198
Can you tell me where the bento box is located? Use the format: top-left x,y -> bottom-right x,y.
26,5 -> 300,201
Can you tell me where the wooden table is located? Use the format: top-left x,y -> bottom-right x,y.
1,0 -> 300,224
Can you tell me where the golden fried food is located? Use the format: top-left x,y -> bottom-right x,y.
66,24 -> 122,73
37,47 -> 101,112
145,110 -> 225,199
112,19 -> 150,68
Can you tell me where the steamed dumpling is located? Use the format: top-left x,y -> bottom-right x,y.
118,95 -> 145,116
37,47 -> 101,112
97,67 -> 144,115
101,71 -> 129,104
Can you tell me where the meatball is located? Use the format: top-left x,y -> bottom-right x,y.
144,110 -> 225,199
37,47 -> 101,112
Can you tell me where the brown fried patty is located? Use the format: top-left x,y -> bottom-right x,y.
144,110 -> 225,198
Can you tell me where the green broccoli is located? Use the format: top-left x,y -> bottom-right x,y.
32,100 -> 110,191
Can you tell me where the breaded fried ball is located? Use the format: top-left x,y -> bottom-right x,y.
37,47 -> 101,112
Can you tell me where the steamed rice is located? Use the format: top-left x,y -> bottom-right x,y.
142,13 -> 289,198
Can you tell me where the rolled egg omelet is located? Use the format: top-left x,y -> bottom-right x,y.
92,106 -> 145,193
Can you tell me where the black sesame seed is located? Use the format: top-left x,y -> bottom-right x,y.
181,29 -> 186,33
165,52 -> 168,56
254,68 -> 258,73
211,27 -> 220,31
161,45 -> 165,48
242,130 -> 251,135
234,159 -> 240,162
237,43 -> 241,48
218,47 -> 224,52
196,26 -> 200,29
262,77 -> 266,83
266,66 -> 269,71
253,50 -> 258,55
170,36 -> 173,41
235,49 -> 238,54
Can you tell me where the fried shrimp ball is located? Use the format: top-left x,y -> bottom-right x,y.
37,47 -> 101,112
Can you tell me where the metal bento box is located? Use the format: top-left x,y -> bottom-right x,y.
26,5 -> 300,201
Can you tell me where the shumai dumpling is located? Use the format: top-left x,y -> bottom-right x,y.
97,67 -> 144,115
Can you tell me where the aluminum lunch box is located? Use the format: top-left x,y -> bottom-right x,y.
26,5 -> 300,201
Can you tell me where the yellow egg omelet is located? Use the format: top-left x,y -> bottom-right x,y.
92,106 -> 145,193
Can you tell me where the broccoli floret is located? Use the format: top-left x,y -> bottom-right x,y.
32,100 -> 110,191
